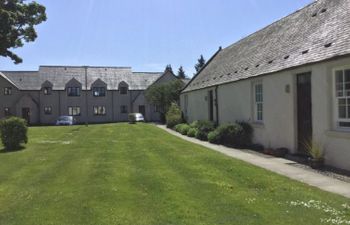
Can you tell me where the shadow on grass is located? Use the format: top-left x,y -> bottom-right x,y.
0,146 -> 25,154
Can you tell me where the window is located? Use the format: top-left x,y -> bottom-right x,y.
120,105 -> 128,114
254,82 -> 263,122
68,106 -> 81,116
4,87 -> 12,95
67,87 -> 80,96
93,87 -> 106,97
44,106 -> 52,115
93,106 -> 106,115
119,86 -> 128,95
4,107 -> 10,116
335,68 -> 350,128
43,87 -> 52,95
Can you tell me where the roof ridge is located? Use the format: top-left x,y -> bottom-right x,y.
39,65 -> 132,69
1,71 -> 38,73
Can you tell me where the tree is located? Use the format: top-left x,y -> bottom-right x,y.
0,0 -> 47,64
177,66 -> 186,79
145,80 -> 184,123
165,64 -> 173,73
195,55 -> 206,74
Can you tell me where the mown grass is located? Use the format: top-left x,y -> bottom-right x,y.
0,123 -> 349,225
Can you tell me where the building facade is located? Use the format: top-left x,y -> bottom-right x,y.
181,0 -> 350,171
0,66 -> 180,124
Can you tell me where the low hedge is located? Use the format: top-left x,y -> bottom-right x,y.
187,128 -> 198,137
179,124 -> 191,135
207,122 -> 253,148
193,120 -> 215,141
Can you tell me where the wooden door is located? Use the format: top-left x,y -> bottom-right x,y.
297,72 -> 312,153
22,108 -> 30,125
208,90 -> 214,121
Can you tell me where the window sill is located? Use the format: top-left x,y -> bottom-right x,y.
251,122 -> 265,129
326,130 -> 350,139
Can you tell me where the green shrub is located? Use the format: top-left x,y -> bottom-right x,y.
128,113 -> 136,124
174,123 -> 184,132
194,120 -> 216,141
189,120 -> 199,128
208,130 -> 221,144
0,117 -> 28,150
179,124 -> 191,135
187,128 -> 198,137
166,103 -> 183,128
215,124 -> 243,147
207,122 -> 253,148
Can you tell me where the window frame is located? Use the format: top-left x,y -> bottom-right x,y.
93,106 -> 106,116
67,87 -> 81,97
4,107 -> 11,116
44,106 -> 52,115
68,106 -> 81,116
92,87 -> 106,97
333,66 -> 350,130
4,87 -> 12,95
253,81 -> 264,123
119,86 -> 128,95
43,87 -> 52,95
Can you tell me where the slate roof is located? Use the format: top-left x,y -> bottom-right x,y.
0,66 -> 163,91
183,0 -> 350,93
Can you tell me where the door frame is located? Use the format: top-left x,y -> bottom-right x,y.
22,107 -> 31,125
208,90 -> 214,121
295,72 -> 313,154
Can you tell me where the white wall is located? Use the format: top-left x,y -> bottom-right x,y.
181,57 -> 350,171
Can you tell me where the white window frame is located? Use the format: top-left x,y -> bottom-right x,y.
4,87 -> 12,95
68,106 -> 81,116
333,66 -> 350,131
253,81 -> 264,122
44,106 -> 52,115
93,106 -> 106,116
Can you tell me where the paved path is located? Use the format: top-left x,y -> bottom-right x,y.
157,125 -> 350,199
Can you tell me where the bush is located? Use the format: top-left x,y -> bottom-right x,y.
166,103 -> 183,128
179,124 -> 191,135
190,120 -> 199,128
194,120 -> 215,141
0,117 -> 28,150
128,113 -> 136,124
174,123 -> 184,132
206,122 -> 253,148
187,128 -> 198,137
208,130 -> 221,144
250,144 -> 265,152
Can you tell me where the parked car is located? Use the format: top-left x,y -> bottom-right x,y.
128,113 -> 145,123
56,116 -> 76,126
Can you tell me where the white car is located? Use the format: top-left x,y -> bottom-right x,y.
128,113 -> 145,123
56,116 -> 76,126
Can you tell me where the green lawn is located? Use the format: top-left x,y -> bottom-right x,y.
0,123 -> 349,225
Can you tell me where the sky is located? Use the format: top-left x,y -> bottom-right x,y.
0,0 -> 313,77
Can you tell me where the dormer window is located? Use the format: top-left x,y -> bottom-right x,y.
120,86 -> 128,95
43,87 -> 52,95
4,87 -> 12,95
93,87 -> 106,97
67,87 -> 80,96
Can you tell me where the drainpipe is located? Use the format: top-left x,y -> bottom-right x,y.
215,85 -> 219,126
84,66 -> 89,126
38,91 -> 41,124
112,90 -> 115,122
